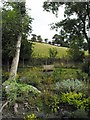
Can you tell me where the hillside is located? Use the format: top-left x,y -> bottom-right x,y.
32,42 -> 69,58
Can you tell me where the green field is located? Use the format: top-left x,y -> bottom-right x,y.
32,42 -> 69,58
32,42 -> 88,58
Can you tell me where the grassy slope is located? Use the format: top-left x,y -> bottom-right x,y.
32,42 -> 69,58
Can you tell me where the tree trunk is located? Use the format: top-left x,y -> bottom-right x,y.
9,35 -> 22,80
88,39 -> 90,54
22,57 -> 25,67
87,40 -> 90,77
7,60 -> 10,72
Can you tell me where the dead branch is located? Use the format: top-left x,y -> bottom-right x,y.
0,101 -> 9,112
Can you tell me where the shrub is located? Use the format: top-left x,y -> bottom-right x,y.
18,67 -> 42,87
52,68 -> 62,83
42,90 -> 60,114
55,79 -> 87,93
24,114 -> 39,120
3,80 -> 41,104
82,61 -> 89,74
2,71 -> 10,82
49,48 -> 58,58
60,92 -> 90,110
67,39 -> 85,63
71,109 -> 88,118
61,109 -> 88,118
76,70 -> 88,81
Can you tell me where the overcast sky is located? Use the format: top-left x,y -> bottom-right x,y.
26,0 -> 64,41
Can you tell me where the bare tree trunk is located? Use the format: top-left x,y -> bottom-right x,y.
7,60 -> 10,72
9,35 -> 22,80
22,57 -> 25,67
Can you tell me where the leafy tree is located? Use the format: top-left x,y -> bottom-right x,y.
44,38 -> 48,43
20,38 -> 33,67
68,39 -> 85,62
2,2 -> 33,113
2,2 -> 33,80
43,2 -> 90,53
43,2 -> 90,74
49,48 -> 58,58
52,34 -> 65,46
37,35 -> 43,42
48,41 -> 51,44
2,3 -> 21,68
31,34 -> 37,42
2,3 -> 32,70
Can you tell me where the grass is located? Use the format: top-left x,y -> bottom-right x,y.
32,42 -> 88,58
32,42 -> 69,58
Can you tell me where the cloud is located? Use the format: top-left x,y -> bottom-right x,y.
26,0 -> 64,41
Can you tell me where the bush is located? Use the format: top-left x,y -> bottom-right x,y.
82,61 -> 89,74
60,92 -> 90,110
41,90 -> 60,114
18,67 -> 42,87
3,80 -> 41,104
76,70 -> 88,81
24,114 -> 40,120
67,39 -> 85,63
52,68 -> 62,83
71,109 -> 88,118
2,71 -> 10,82
49,48 -> 58,58
61,109 -> 88,118
55,79 -> 87,93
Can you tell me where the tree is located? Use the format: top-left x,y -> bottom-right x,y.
2,2 -> 32,80
2,1 -> 34,113
37,35 -> 43,42
49,48 -> 58,58
68,38 -> 85,62
52,34 -> 65,46
2,3 -> 21,70
48,41 -> 51,44
31,34 -> 37,42
20,38 -> 33,67
43,2 -> 90,74
44,38 -> 48,43
43,2 -> 90,53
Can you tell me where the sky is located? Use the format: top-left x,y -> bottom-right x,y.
26,0 -> 65,41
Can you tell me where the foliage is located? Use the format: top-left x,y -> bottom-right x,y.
60,92 -> 90,110
71,109 -> 88,118
3,80 -> 41,103
49,48 -> 58,58
49,94 -> 60,113
42,91 -> 60,113
53,68 -> 84,80
52,34 -> 68,47
52,68 -> 62,83
67,39 -> 85,62
37,35 -> 43,42
43,2 -> 90,53
31,34 -> 37,42
61,109 -> 88,118
2,71 -> 10,82
24,114 -> 39,120
76,70 -> 88,81
82,60 -> 90,74
20,39 -> 33,64
2,2 -> 33,65
55,79 -> 87,93
18,67 -> 42,87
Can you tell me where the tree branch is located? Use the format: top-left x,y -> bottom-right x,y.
0,101 -> 10,112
